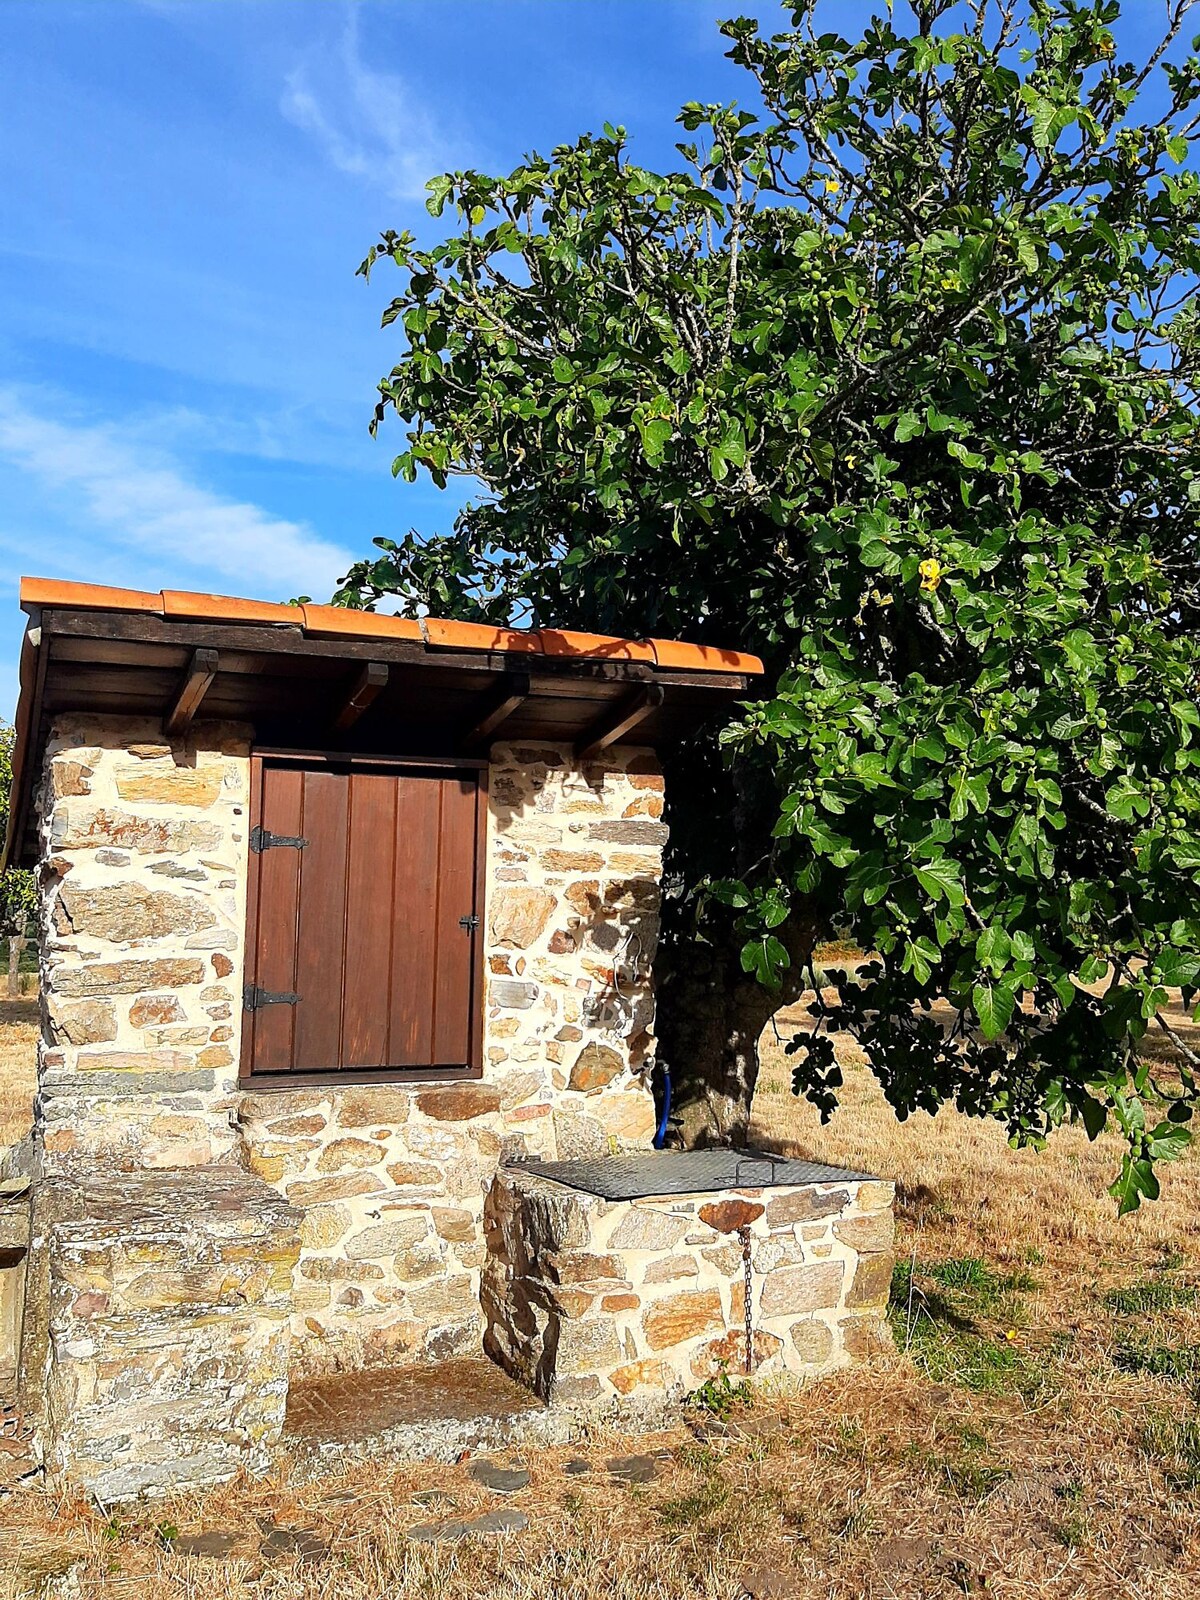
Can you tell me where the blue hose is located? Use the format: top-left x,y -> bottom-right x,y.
653,1062 -> 671,1148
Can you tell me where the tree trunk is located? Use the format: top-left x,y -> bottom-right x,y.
651,738 -> 813,1149
655,918 -> 812,1148
6,935 -> 23,1000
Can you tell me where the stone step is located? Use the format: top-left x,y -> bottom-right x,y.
282,1356 -> 570,1466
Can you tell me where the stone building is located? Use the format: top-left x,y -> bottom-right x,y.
0,578 -> 894,1500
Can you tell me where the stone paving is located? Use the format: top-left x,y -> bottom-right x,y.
408,1509 -> 529,1542
467,1459 -> 531,1492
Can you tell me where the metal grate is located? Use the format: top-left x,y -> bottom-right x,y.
507,1147 -> 875,1201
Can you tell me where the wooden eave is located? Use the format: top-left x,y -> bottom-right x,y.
3,603 -> 759,870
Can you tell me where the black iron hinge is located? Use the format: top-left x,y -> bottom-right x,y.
459,914 -> 479,933
243,983 -> 301,1012
249,825 -> 308,854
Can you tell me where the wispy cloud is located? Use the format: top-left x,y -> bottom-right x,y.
282,7 -> 473,202
0,389 -> 356,600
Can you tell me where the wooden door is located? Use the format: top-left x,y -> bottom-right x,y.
242,756 -> 485,1082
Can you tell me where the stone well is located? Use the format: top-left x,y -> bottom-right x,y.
481,1154 -> 895,1410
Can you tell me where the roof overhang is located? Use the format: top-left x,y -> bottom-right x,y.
3,580 -> 764,870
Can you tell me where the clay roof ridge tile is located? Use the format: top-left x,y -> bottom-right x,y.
16,576 -> 763,672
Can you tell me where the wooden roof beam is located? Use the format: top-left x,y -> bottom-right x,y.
332,661 -> 388,732
37,608 -> 752,690
460,671 -> 530,752
576,683 -> 665,762
165,647 -> 218,736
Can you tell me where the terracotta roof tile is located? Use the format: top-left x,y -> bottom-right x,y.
425,618 -> 543,654
302,604 -> 422,641
162,590 -> 301,626
650,638 -> 765,675
537,628 -> 656,663
17,577 -> 763,675
20,577 -> 161,613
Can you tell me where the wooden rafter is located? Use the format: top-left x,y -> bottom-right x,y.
165,647 -> 218,736
576,683 -> 665,761
332,661 -> 388,732
6,609 -> 757,869
460,671 -> 530,751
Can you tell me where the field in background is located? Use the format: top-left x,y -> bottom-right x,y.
2,997 -> 1200,1595
0,999 -> 36,1148
754,994 -> 1200,1291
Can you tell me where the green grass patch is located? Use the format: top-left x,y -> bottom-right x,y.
1051,1479 -> 1091,1549
657,1446 -> 731,1531
902,1320 -> 1042,1397
1105,1280 -> 1199,1316
928,1257 -> 995,1292
890,1258 -> 1044,1399
1140,1409 -> 1200,1489
944,1457 -> 1010,1501
926,1256 -> 1039,1308
656,1479 -> 729,1531
1113,1340 -> 1200,1385
899,1433 -> 1010,1504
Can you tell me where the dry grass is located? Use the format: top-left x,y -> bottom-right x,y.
0,999 -> 37,1148
752,994 -> 1200,1288
2,995 -> 1200,1596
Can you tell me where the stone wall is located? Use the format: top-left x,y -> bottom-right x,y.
236,741 -> 665,1372
23,714 -> 896,1494
482,1167 -> 895,1409
35,714 -> 251,1175
34,722 -> 666,1375
38,1168 -> 298,1500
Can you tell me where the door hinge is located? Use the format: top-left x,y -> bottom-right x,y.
250,825 -> 309,854
244,983 -> 301,1012
459,914 -> 479,933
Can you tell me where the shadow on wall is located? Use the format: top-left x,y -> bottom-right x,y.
486,746 -> 663,1073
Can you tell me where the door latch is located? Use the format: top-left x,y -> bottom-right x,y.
459,914 -> 479,933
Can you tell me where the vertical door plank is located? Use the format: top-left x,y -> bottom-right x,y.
388,774 -> 440,1066
467,775 -> 488,1076
292,769 -> 349,1072
240,754 -> 264,1082
251,764 -> 304,1074
432,772 -> 479,1065
342,771 -> 396,1068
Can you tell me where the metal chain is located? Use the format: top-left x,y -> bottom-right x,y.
738,1224 -> 754,1375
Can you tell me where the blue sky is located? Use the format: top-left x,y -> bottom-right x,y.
0,0 -> 790,716
0,0 -> 1176,718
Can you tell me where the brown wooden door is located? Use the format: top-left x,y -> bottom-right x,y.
242,757 -> 485,1081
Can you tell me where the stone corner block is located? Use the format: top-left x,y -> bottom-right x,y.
37,1165 -> 300,1501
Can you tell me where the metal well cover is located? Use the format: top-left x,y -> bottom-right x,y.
507,1147 -> 874,1201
